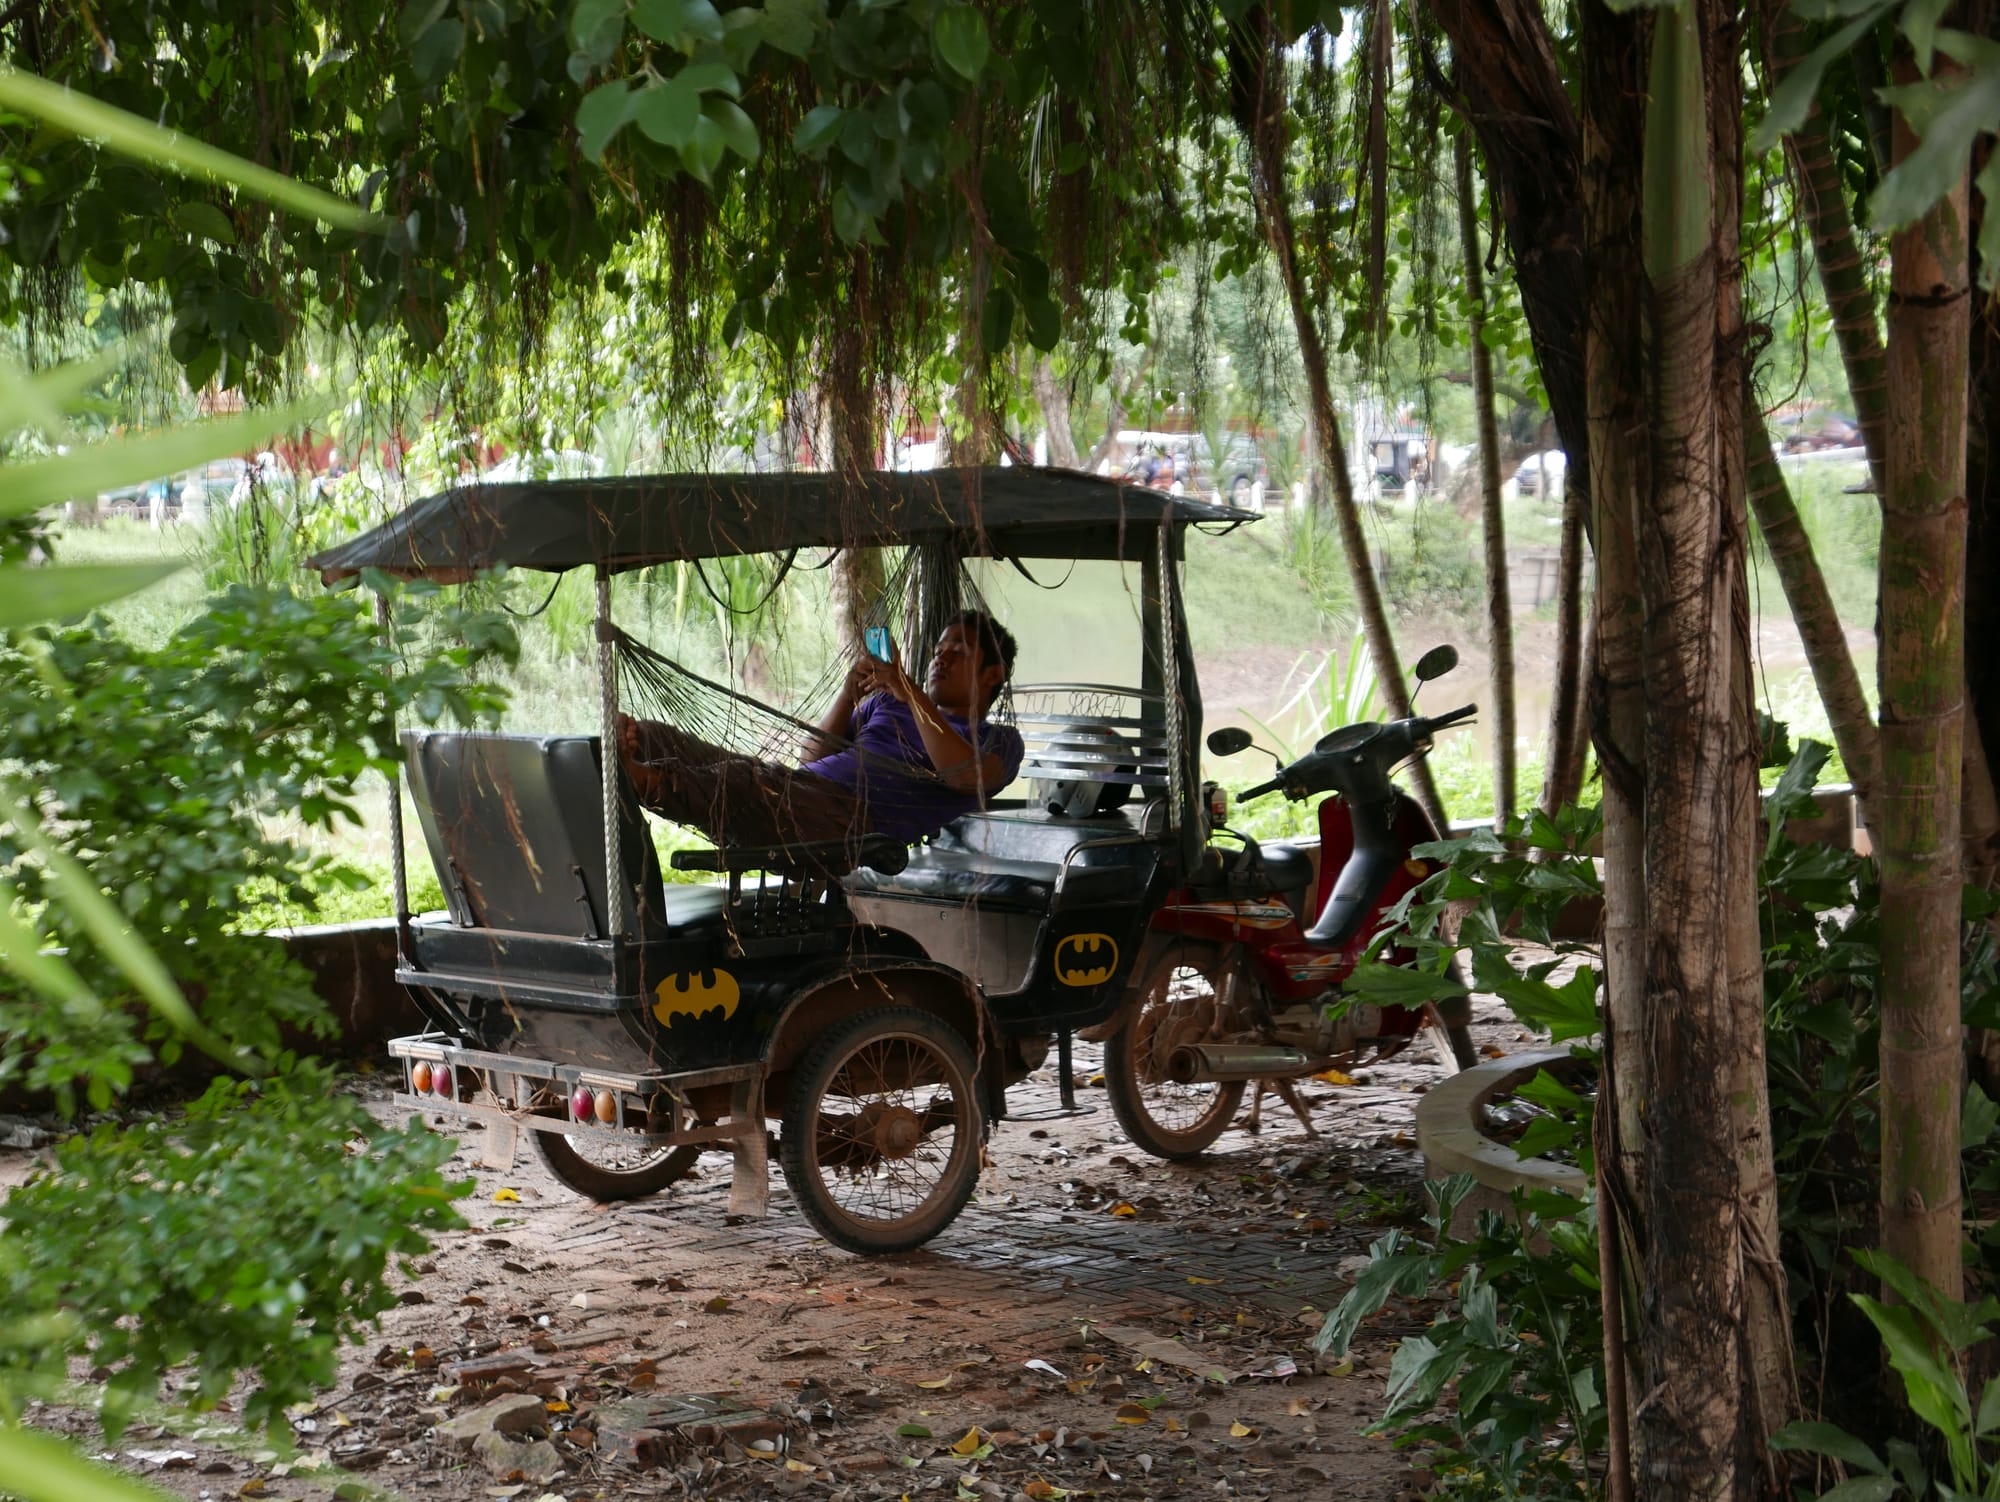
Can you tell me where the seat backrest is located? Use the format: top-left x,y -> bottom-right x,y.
1004,683 -> 1171,794
403,731 -> 667,938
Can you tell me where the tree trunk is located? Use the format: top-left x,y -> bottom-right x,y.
827,281 -> 885,657
1537,481 -> 1589,820
1708,0 -> 1792,1458
1744,408 -> 1881,808
1877,59 -> 1970,1302
1031,358 -> 1081,469
1764,0 -> 1890,496
1425,0 -> 1591,531
1230,21 -> 1449,832
1580,7 -> 1649,1487
1457,130 -> 1517,825
1634,3 -> 1745,1492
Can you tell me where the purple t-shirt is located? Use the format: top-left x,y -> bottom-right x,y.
803,694 -> 1024,840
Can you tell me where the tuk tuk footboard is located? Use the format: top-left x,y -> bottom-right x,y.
386,1034 -> 770,1216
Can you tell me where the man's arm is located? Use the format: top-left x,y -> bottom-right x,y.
801,658 -> 871,762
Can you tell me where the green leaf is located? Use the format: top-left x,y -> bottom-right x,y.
933,2 -> 991,81
704,97 -> 759,162
981,285 -> 1015,353
762,0 -> 823,55
1869,68 -> 2000,230
1769,1419 -> 1889,1474
3,397 -> 328,521
0,344 -> 129,438
1343,958 -> 1471,1010
568,0 -> 627,53
633,0 -> 725,46
1816,1480 -> 1899,1502
0,875 -> 106,1019
894,1423 -> 931,1438
635,76 -> 700,147
677,60 -> 740,96
410,17 -> 466,84
0,1424 -> 180,1502
170,201 -> 237,245
1977,147 -> 2000,291
830,186 -> 873,244
576,78 -> 636,161
681,112 -> 727,183
1749,8 -> 1886,154
1977,1377 -> 2000,1436
793,103 -> 844,154
1904,0 -> 1953,72
1314,1235 -> 1438,1357
0,562 -> 183,628
0,65 -> 374,231
1964,1081 -> 1999,1151
398,0 -> 451,46
1022,291 -> 1061,352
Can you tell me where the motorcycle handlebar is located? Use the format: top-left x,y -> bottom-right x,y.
1423,703 -> 1478,734
1239,775 -> 1284,800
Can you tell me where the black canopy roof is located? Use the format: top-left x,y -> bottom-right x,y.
308,466 -> 1258,582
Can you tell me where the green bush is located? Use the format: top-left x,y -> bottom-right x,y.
0,580 -> 515,1108
0,1063 -> 469,1437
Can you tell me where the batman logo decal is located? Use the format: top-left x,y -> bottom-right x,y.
1053,933 -> 1120,988
653,968 -> 741,1026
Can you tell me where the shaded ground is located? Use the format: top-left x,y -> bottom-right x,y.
4,999 -> 1528,1502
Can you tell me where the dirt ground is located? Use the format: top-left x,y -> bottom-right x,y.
3,998 -> 1530,1502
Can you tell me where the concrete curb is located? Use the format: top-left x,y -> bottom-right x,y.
1416,1049 -> 1589,1235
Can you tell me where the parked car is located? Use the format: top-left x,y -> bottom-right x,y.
1512,449 -> 1567,500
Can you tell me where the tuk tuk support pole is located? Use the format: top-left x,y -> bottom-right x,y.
374,592 -> 414,964
596,567 -> 633,941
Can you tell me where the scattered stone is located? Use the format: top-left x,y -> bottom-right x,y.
430,1394 -> 550,1451
441,1349 -> 538,1386
470,1429 -> 563,1484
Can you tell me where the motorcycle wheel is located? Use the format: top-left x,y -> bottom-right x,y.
1105,944 -> 1248,1161
780,1006 -> 983,1255
1432,958 -> 1479,1071
533,1128 -> 706,1203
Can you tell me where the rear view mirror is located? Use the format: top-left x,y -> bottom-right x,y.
1206,726 -> 1254,756
1413,645 -> 1459,683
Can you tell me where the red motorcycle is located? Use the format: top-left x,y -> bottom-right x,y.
1102,646 -> 1478,1159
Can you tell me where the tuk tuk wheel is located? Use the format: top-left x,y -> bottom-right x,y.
1105,944 -> 1248,1161
532,1130 -> 705,1202
780,1006 -> 983,1255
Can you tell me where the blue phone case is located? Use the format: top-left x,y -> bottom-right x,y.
865,627 -> 891,660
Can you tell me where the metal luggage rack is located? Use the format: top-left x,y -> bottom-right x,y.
673,834 -> 907,956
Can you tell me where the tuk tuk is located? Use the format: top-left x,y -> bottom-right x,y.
309,467 -> 1254,1254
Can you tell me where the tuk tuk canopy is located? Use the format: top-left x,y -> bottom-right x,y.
307,466 -> 1256,583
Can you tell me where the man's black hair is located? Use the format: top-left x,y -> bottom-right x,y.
950,609 -> 1018,683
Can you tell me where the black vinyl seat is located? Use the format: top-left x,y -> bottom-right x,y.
1259,840 -> 1316,896
403,731 -> 717,942
845,808 -> 1155,911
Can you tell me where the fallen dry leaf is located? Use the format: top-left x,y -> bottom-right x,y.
703,1295 -> 733,1313
1108,1202 -> 1138,1218
1230,1421 -> 1258,1438
492,1188 -> 521,1203
1024,1481 -> 1068,1500
915,1376 -> 953,1390
1186,1276 -> 1223,1286
1113,1404 -> 1150,1426
950,1427 -> 988,1456
1314,1068 -> 1357,1086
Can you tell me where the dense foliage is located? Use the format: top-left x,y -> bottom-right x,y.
0,1064 -> 470,1437
0,580 -> 515,1107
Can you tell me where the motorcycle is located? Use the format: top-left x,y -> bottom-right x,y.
1102,645 -> 1478,1158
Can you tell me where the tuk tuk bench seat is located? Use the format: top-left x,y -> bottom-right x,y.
844,808 -> 1155,911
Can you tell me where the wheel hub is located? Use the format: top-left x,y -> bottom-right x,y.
863,1103 -> 924,1159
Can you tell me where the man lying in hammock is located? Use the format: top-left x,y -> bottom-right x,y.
616,610 -> 1025,850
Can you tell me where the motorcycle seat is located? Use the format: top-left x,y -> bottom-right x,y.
1259,840 -> 1316,895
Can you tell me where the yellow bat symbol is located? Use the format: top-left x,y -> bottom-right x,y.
652,968 -> 741,1026
1053,932 -> 1119,988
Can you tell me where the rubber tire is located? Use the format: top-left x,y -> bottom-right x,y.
532,1129 -> 704,1203
1105,945 -> 1248,1161
780,1006 -> 984,1255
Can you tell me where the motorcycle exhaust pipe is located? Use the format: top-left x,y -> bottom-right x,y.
1165,1044 -> 1314,1085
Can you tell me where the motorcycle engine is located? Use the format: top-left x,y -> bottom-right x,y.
1268,999 -> 1382,1058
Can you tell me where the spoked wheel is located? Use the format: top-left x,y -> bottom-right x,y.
533,1127 -> 706,1203
1105,944 -> 1248,1160
780,1007 -> 983,1255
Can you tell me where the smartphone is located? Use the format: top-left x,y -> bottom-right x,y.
864,626 -> 892,662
